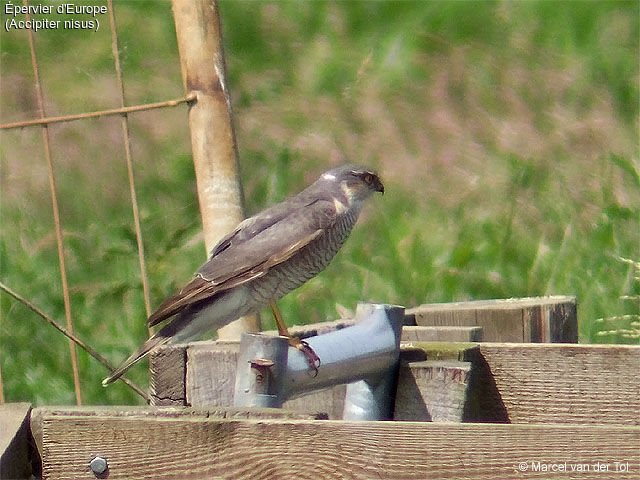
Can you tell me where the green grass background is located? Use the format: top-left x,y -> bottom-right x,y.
1,1 -> 638,405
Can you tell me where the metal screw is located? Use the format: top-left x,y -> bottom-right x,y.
90,456 -> 107,475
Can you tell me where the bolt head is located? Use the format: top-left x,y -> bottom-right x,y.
90,456 -> 107,475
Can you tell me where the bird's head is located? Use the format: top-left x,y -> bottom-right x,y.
320,164 -> 384,204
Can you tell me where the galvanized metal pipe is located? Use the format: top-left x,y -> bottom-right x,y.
343,373 -> 397,420
234,303 -> 404,420
233,332 -> 288,408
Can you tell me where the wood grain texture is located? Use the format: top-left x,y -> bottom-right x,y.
155,340 -> 639,425
401,342 -> 640,424
186,341 -> 239,407
407,296 -> 577,342
34,406 -> 315,479
41,413 -> 640,480
401,325 -> 483,342
394,361 -> 471,422
32,405 -> 314,423
283,385 -> 347,420
471,343 -> 640,425
150,344 -> 187,406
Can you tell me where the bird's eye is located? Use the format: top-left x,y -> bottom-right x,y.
363,174 -> 373,184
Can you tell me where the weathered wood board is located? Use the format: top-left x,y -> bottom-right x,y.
401,325 -> 482,342
394,360 -> 471,421
40,409 -> 640,480
149,324 -> 482,411
401,342 -> 640,424
151,340 -> 639,425
468,342 -> 640,425
149,344 -> 187,406
186,341 -> 239,407
407,296 -> 577,342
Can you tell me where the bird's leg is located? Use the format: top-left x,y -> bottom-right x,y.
269,301 -> 320,374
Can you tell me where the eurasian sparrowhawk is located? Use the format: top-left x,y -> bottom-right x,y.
102,164 -> 384,385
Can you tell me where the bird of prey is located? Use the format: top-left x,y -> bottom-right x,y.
102,164 -> 384,386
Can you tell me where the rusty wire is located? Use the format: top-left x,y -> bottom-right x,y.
4,1 -> 196,406
0,94 -> 195,130
24,0 -> 82,406
107,0 -> 152,325
0,282 -> 150,402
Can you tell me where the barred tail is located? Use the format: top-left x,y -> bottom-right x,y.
102,334 -> 170,387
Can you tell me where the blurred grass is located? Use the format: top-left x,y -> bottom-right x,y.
0,1 -> 638,405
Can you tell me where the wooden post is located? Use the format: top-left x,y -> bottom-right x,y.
149,345 -> 187,406
171,0 -> 258,339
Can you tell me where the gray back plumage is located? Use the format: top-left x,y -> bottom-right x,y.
147,164 -> 381,326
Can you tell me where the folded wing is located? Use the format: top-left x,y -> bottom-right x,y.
147,197 -> 338,327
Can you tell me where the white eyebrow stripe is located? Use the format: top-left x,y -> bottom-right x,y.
322,173 -> 336,180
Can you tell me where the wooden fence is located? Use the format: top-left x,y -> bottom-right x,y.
3,296 -> 639,479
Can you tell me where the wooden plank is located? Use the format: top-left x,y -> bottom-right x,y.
283,385 -> 347,420
404,342 -> 640,425
0,402 -> 33,479
407,296 -> 577,342
31,405 -> 314,425
394,361 -> 471,422
31,406 -> 314,445
471,342 -> 640,425
149,344 -> 187,406
186,341 -> 239,407
154,340 -> 639,425
32,405 -> 316,479
401,325 -> 482,342
41,412 -> 640,480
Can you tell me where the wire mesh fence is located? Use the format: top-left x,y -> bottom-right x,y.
1,1 -> 198,404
